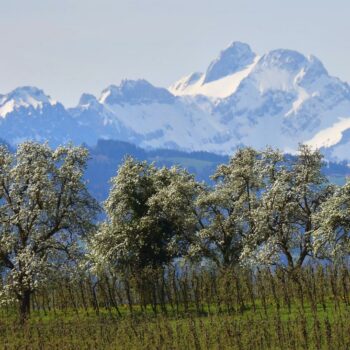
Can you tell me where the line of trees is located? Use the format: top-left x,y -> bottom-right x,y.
0,142 -> 349,321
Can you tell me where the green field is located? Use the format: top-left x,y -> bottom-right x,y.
1,266 -> 350,349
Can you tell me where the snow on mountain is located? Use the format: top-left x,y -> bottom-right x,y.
167,43 -> 350,159
217,49 -> 350,154
204,41 -> 256,83
169,57 -> 259,99
0,86 -> 94,146
0,86 -> 56,118
1,42 -> 350,161
71,79 -> 226,151
169,42 -> 260,99
305,118 -> 350,149
99,79 -> 175,105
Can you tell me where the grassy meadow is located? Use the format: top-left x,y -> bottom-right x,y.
1,265 -> 350,349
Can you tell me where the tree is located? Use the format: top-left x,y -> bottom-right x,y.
192,148 -> 263,267
313,179 -> 350,260
241,145 -> 335,270
91,157 -> 201,271
0,142 -> 99,321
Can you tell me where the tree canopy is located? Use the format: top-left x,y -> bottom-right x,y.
91,157 -> 202,271
0,142 -> 99,320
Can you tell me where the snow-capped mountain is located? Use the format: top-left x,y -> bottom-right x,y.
211,48 -> 350,157
169,42 -> 350,159
0,86 -> 55,117
0,86 -> 96,146
70,79 -> 224,151
1,42 -> 350,161
169,42 -> 260,99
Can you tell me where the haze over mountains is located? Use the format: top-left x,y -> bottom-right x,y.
1,42 -> 350,161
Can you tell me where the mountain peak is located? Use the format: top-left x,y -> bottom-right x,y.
7,86 -> 52,101
99,79 -> 175,105
203,41 -> 256,83
120,79 -> 150,90
0,86 -> 55,118
79,93 -> 98,106
257,49 -> 309,72
300,55 -> 328,84
168,72 -> 203,94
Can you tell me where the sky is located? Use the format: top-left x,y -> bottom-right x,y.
0,0 -> 349,106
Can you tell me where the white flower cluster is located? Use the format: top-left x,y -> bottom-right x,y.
0,142 -> 99,308
90,157 -> 202,270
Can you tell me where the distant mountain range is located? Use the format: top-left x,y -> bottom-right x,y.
1,41 -> 350,161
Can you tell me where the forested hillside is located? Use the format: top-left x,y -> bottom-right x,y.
86,139 -> 350,201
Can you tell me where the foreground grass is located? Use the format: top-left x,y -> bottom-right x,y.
2,265 -> 350,349
1,300 -> 350,350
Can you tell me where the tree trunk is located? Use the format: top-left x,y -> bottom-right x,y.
19,289 -> 31,323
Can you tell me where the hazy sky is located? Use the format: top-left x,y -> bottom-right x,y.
1,0 -> 349,106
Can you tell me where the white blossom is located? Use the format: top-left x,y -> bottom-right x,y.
90,157 -> 201,270
0,142 -> 99,315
